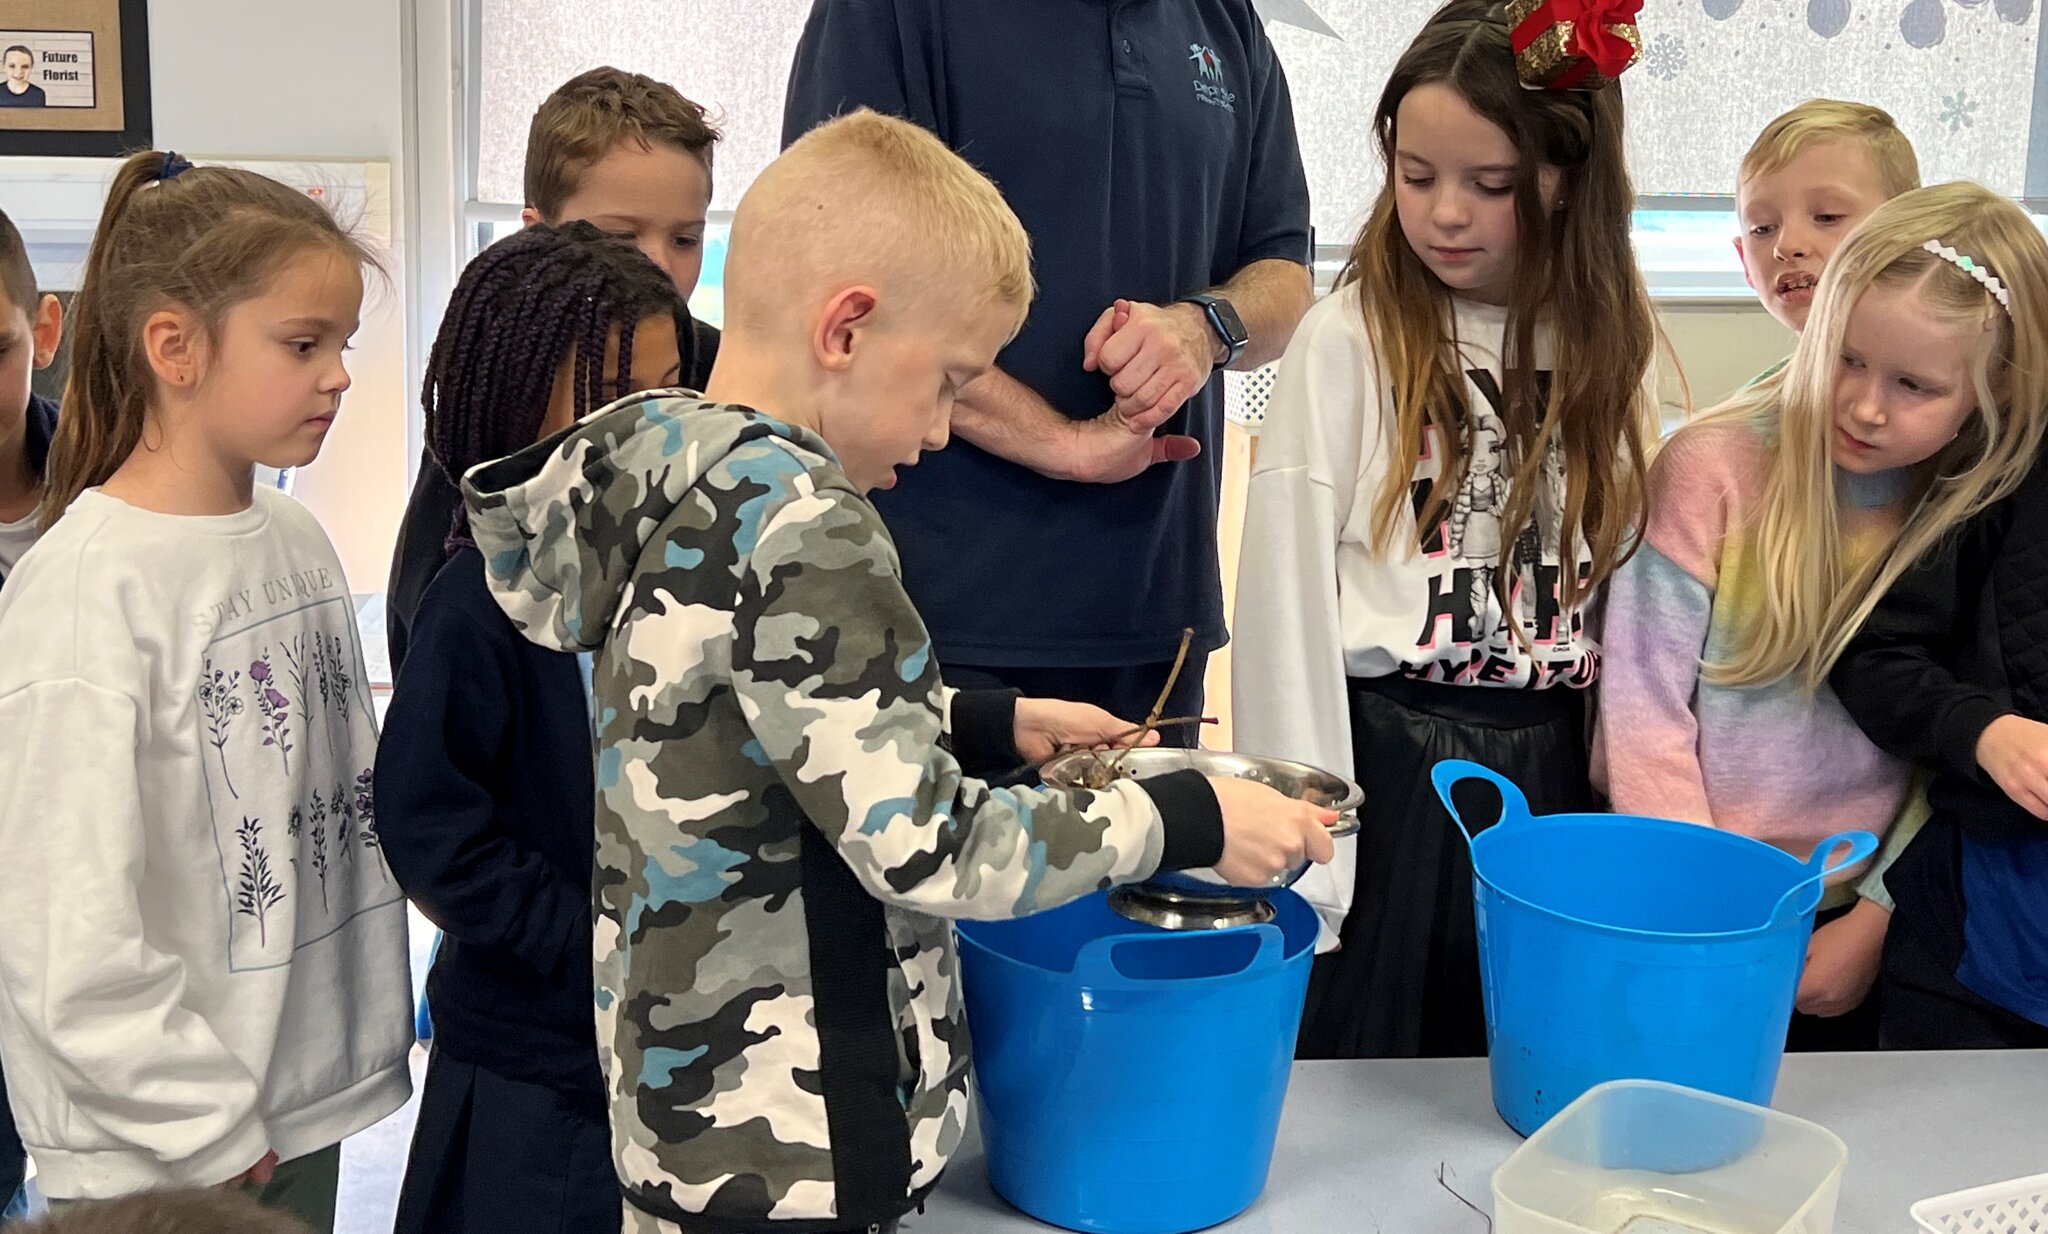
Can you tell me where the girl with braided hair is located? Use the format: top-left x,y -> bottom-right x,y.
374,222 -> 688,1234
384,218 -> 709,672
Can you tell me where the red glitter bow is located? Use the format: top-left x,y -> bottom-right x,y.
1545,0 -> 1644,80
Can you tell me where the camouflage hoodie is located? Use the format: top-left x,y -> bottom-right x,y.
463,394 -> 1223,1231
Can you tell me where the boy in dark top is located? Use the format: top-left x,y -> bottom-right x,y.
0,205 -> 63,1223
375,223 -> 694,1233
0,209 -> 63,589
384,66 -> 723,674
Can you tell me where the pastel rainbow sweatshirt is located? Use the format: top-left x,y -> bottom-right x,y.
1595,419 -> 1913,897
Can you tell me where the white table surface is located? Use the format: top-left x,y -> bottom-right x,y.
909,1052 -> 2048,1232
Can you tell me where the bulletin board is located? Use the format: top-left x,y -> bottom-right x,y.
0,0 -> 150,156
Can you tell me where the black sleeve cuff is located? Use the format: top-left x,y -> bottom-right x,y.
1141,769 -> 1225,871
1940,696 -> 2012,784
949,688 -> 1022,776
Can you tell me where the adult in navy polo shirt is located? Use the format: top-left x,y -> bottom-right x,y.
784,0 -> 1313,733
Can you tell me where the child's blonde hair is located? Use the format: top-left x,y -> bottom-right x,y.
1740,99 -> 1921,199
1344,0 -> 1658,615
40,151 -> 374,528
726,109 -> 1033,334
1702,181 -> 2048,690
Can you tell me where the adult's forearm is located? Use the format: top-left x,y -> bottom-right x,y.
951,365 -> 1077,477
1215,257 -> 1314,370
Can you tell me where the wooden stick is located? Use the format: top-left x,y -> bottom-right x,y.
1076,715 -> 1216,752
1108,627 -> 1195,779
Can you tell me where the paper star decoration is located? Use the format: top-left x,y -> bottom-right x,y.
1252,0 -> 1342,37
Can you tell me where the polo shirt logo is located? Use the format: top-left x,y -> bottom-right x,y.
1188,42 -> 1236,111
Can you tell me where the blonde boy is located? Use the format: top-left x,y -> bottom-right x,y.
1735,99 -> 1920,333
460,110 -> 1332,1234
1730,100 -> 1925,1047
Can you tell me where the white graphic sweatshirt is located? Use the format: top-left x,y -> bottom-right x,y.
0,487 -> 412,1199
1233,292 -> 1600,946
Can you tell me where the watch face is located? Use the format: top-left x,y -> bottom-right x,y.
1210,298 -> 1249,347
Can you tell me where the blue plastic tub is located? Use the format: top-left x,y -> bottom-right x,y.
956,890 -> 1318,1234
1431,760 -> 1879,1138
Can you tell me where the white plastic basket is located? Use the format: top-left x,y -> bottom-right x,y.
1912,1172 -> 2048,1233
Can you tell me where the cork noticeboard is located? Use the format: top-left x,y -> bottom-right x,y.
0,0 -> 150,156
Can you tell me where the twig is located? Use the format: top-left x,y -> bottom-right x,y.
1437,1163 -> 1492,1231
1061,716 -> 1216,755
1106,627 -> 1194,779
1059,716 -> 1217,789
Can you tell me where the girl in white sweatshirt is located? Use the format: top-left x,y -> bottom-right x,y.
1231,3 -> 1660,1060
0,151 -> 412,1228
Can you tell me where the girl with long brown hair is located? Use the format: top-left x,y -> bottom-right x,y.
1233,0 -> 1659,1059
0,151 -> 413,1227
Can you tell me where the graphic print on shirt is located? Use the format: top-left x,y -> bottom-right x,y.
1188,40 -> 1236,112
249,650 -> 294,774
1408,369 -> 1597,689
199,567 -> 398,972
1449,415 -> 1510,630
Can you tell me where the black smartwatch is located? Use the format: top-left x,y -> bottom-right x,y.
1178,293 -> 1249,370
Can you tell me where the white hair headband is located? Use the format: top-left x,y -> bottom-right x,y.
1923,239 -> 2013,316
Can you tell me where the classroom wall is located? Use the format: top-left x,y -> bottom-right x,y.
148,0 -> 412,591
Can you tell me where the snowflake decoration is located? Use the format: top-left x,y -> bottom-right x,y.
1643,33 -> 1687,80
1250,0 -> 1338,37
1939,91 -> 1978,132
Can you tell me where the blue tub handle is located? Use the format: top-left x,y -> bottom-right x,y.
1765,830 -> 1881,926
1430,759 -> 1536,847
1074,923 -> 1284,985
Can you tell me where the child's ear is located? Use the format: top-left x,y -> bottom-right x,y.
520,206 -> 544,228
31,293 -> 60,369
1732,236 -> 1756,291
141,306 -> 204,388
815,286 -> 880,373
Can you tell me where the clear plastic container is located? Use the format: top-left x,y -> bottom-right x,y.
1491,1080 -> 1848,1234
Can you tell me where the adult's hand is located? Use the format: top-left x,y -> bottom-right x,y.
1084,299 -> 1218,430
1058,409 -> 1202,485
950,365 -> 1199,483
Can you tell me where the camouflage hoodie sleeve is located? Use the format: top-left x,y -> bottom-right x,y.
732,465 -> 1219,921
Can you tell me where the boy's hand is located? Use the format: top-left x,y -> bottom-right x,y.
1013,698 -> 1162,767
1208,777 -> 1337,887
223,1150 -> 279,1189
1794,898 -> 1890,1018
1976,714 -> 2048,820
